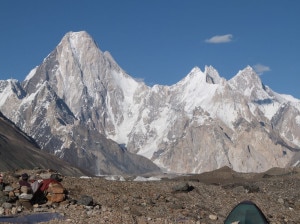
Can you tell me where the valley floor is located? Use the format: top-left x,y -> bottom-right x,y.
1,167 -> 299,223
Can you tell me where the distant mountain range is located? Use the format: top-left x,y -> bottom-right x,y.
0,31 -> 299,175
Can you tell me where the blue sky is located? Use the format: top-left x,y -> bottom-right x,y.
1,0 -> 299,98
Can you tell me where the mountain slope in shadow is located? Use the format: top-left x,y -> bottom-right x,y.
0,111 -> 88,176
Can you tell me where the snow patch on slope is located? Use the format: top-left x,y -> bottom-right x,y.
174,67 -> 219,116
280,94 -> 300,103
296,116 -> 300,126
24,67 -> 38,82
137,106 -> 172,158
107,70 -> 141,144
0,81 -> 12,106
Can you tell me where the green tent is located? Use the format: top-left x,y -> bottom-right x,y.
224,201 -> 269,224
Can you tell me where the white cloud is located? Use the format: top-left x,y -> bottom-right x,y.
253,64 -> 271,75
205,34 -> 233,44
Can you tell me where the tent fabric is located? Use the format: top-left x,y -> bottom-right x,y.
224,200 -> 269,224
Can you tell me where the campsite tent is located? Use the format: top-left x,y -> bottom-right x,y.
224,200 -> 269,224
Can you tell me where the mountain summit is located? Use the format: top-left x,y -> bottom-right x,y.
1,31 -> 300,175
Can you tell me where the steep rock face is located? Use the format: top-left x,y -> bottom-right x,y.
0,32 -> 160,175
1,31 -> 300,174
271,103 -> 300,147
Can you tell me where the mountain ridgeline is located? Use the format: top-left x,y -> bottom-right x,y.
1,31 -> 300,175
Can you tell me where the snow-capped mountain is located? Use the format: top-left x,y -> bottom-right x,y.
1,31 -> 299,175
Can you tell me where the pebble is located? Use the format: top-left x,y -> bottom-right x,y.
233,186 -> 245,193
123,206 -> 130,211
4,186 -> 13,192
86,210 -> 93,216
0,207 -> 4,215
209,214 -> 218,220
2,202 -> 13,209
33,207 -> 50,212
77,195 -> 93,206
278,198 -> 284,204
11,207 -> 17,214
172,182 -> 193,192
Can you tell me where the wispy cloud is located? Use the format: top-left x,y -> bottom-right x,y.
205,34 -> 233,44
253,63 -> 271,75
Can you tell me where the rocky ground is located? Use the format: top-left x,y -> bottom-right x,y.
0,166 -> 300,224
